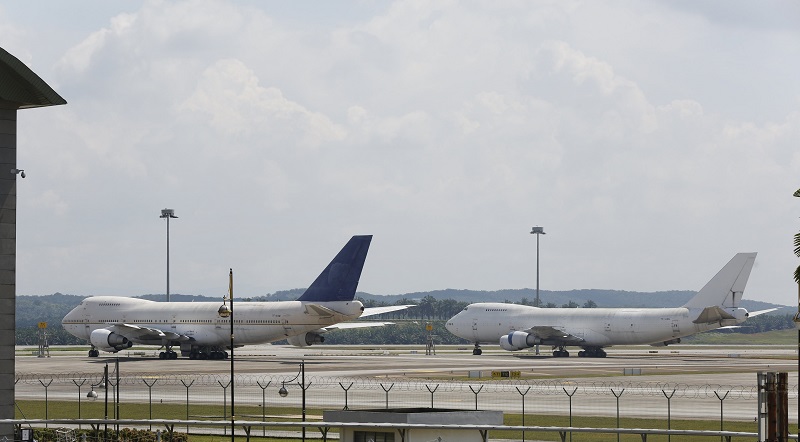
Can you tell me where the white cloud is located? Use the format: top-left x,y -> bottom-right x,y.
5,0 -> 800,306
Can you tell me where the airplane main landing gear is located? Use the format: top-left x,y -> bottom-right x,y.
578,347 -> 607,358
472,343 -> 482,355
159,350 -> 178,359
88,348 -> 99,357
188,349 -> 229,360
553,346 -> 570,357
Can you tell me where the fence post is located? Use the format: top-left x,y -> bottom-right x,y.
469,385 -> 484,411
714,389 -> 729,442
516,386 -> 531,442
380,383 -> 394,409
143,378 -> 158,431
38,379 -> 52,426
426,384 -> 439,409
72,379 -> 87,429
218,380 -> 231,435
563,387 -> 577,442
611,388 -> 625,442
662,389 -> 676,442
181,379 -> 194,434
339,382 -> 353,410
258,381 -> 271,436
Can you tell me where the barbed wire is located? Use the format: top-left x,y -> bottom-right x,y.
14,372 -> 789,400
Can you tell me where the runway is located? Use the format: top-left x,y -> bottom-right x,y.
17,344 -> 798,380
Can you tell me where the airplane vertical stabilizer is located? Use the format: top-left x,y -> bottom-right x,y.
681,252 -> 756,309
296,235 -> 372,302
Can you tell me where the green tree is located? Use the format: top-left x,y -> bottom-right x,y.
794,188 -> 800,328
795,188 -> 800,285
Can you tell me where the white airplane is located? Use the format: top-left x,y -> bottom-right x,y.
62,235 -> 411,359
445,252 -> 777,357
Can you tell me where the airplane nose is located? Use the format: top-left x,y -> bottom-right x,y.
445,317 -> 457,333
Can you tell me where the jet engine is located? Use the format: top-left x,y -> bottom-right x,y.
499,331 -> 541,351
287,332 -> 325,347
89,329 -> 132,352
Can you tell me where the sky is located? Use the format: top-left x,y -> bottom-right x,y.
2,1 -> 799,306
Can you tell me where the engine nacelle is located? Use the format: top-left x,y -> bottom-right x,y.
650,338 -> 681,347
89,329 -> 132,352
499,331 -> 540,351
287,332 -> 325,347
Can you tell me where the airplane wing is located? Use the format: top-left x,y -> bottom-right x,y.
525,326 -> 585,345
106,323 -> 190,342
362,305 -> 415,317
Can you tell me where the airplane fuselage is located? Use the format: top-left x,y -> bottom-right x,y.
62,296 -> 364,349
446,302 -> 744,348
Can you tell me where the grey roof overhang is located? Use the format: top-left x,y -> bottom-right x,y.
0,47 -> 66,109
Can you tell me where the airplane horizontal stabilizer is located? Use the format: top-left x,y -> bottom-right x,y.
748,308 -> 779,317
692,306 -> 735,324
323,321 -> 395,331
306,304 -> 336,317
362,305 -> 415,317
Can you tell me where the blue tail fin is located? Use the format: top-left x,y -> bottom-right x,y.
296,235 -> 372,302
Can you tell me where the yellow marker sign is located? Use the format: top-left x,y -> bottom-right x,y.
426,324 -> 433,331
491,370 -> 521,379
38,322 -> 47,329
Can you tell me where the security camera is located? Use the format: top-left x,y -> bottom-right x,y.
10,168 -> 25,178
19,171 -> 25,178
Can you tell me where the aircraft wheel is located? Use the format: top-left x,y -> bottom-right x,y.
472,348 -> 482,355
199,353 -> 208,360
88,349 -> 99,357
224,351 -> 229,359
578,351 -> 585,357
170,351 -> 178,359
159,351 -> 166,359
189,352 -> 197,360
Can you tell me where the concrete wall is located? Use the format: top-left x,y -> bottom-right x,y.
0,107 -> 15,439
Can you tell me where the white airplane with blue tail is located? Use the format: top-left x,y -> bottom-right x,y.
62,235 -> 411,359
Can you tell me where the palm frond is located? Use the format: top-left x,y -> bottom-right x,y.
795,188 -> 800,197
795,265 -> 800,285
795,233 -> 800,257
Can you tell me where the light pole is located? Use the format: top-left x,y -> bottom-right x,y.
530,226 -> 545,355
530,226 -> 545,307
279,360 -> 307,442
160,208 -> 178,302
217,269 -> 235,442
87,363 -> 109,440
